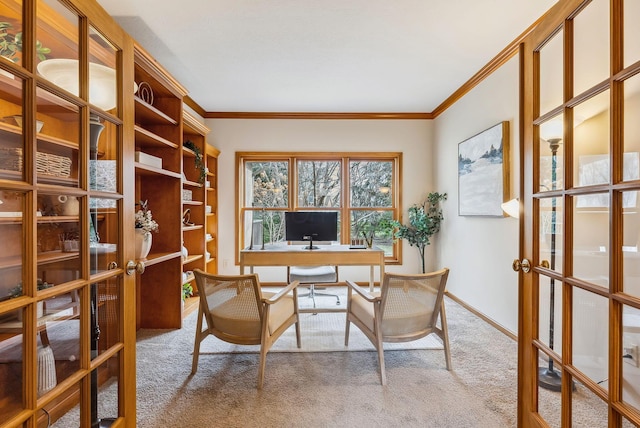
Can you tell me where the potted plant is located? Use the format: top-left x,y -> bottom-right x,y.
0,21 -> 51,63
8,278 -> 53,298
183,140 -> 206,184
182,282 -> 193,301
390,192 -> 447,273
9,279 -> 53,319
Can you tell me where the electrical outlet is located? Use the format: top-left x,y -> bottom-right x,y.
223,259 -> 229,269
623,345 -> 639,368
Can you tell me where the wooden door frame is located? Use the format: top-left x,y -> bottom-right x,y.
518,0 -> 590,426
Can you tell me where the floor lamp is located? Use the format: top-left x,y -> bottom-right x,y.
90,122 -> 115,427
538,137 -> 565,392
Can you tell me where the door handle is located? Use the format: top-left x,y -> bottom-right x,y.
512,258 -> 531,273
126,260 -> 145,275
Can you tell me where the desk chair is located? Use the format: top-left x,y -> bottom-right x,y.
287,265 -> 340,308
287,241 -> 340,308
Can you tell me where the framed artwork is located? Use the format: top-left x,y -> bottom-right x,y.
458,121 -> 510,216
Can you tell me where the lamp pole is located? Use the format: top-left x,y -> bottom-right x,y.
539,137 -> 563,392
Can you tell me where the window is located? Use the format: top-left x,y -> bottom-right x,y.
237,152 -> 402,263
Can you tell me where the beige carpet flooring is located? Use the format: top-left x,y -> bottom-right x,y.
52,292 -> 608,427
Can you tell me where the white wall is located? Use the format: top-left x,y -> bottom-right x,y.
205,118 -> 435,283
434,55 -> 521,334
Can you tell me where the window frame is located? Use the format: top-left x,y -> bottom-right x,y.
235,151 -> 402,265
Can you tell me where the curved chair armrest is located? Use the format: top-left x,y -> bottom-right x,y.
346,280 -> 379,302
263,280 -> 300,305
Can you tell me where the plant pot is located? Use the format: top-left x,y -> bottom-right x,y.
135,229 -> 152,260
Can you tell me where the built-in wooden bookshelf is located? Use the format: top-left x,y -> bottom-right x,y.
134,44 -> 187,329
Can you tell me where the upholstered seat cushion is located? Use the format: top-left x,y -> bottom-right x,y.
289,265 -> 337,283
209,290 -> 295,338
351,292 -> 430,337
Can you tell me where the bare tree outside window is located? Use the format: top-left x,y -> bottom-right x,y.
297,160 -> 341,207
350,161 -> 394,253
246,161 -> 288,244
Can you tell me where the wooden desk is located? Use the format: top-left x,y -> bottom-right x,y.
240,244 -> 385,289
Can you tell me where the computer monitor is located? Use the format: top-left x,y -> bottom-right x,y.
285,211 -> 338,250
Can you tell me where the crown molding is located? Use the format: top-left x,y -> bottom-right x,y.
202,111 -> 432,120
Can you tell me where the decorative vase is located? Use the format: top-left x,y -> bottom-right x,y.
135,229 -> 152,259
37,345 -> 57,396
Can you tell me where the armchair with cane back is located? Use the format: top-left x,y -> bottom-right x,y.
345,268 -> 451,385
191,270 -> 301,389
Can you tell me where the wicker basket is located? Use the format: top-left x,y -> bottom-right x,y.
0,147 -> 22,172
0,147 -> 71,178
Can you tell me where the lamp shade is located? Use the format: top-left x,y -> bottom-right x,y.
501,198 -> 520,218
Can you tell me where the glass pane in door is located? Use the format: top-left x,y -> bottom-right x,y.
539,115 -> 564,192
623,74 -> 640,181
40,292 -> 82,393
622,190 -> 640,298
573,90 -> 610,188
573,0 -> 609,96
0,326 -> 24,420
539,30 -> 564,116
37,0 -> 79,88
572,287 -> 608,385
622,304 -> 640,411
0,0 -> 23,68
571,384 -> 609,426
623,0 -> 640,68
95,350 -> 120,423
573,194 -> 609,286
0,76 -> 24,182
538,376 -> 561,427
539,196 -> 563,273
90,112 -> 119,185
95,279 -> 120,357
539,277 -> 563,356
0,190 -> 24,296
36,88 -> 80,187
37,192 -> 81,288
90,197 -> 119,275
88,26 -> 118,115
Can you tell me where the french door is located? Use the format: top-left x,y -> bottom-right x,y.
0,0 -> 137,426
519,0 -> 640,426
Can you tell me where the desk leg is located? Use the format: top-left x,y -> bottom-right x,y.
369,265 -> 374,291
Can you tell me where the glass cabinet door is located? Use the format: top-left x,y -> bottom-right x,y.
0,0 -> 136,426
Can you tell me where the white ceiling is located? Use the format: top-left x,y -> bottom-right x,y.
97,0 -> 557,114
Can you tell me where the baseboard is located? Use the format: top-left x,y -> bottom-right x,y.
445,292 -> 517,342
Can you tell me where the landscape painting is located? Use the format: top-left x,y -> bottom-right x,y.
458,122 -> 510,216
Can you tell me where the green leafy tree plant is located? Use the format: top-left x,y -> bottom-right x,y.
0,21 -> 51,63
391,192 -> 447,273
183,140 -> 206,184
